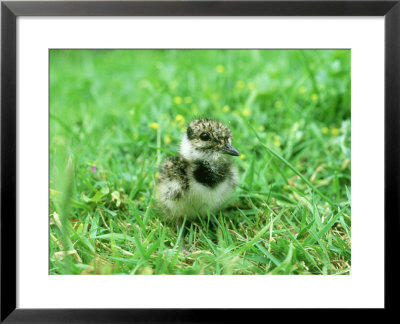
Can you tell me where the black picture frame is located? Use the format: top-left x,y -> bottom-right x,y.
1,0 -> 399,321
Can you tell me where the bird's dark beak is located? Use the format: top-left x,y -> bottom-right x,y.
221,143 -> 240,156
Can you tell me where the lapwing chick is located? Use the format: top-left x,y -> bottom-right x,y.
156,118 -> 240,251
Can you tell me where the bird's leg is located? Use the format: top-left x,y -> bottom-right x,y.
176,218 -> 189,254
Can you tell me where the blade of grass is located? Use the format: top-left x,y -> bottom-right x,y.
247,122 -> 335,206
236,204 -> 285,256
304,209 -> 345,245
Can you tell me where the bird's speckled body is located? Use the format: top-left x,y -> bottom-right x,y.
157,119 -> 240,222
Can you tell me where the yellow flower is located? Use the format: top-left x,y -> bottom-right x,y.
173,96 -> 182,104
247,82 -> 256,90
273,135 -> 281,147
311,93 -> 319,101
275,101 -> 282,109
239,154 -> 246,159
155,172 -> 159,179
242,108 -> 251,117
322,127 -> 329,134
216,64 -> 225,73
258,125 -> 265,132
163,135 -> 171,145
222,105 -> 230,112
331,128 -> 341,136
150,122 -> 159,130
184,96 -> 192,104
175,114 -> 185,122
236,80 -> 245,89
175,114 -> 185,127
299,86 -> 306,94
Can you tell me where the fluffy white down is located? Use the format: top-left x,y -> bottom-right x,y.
166,172 -> 237,221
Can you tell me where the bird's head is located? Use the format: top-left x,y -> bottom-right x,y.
180,119 -> 240,161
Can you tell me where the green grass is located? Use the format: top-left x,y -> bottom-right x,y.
49,49 -> 351,275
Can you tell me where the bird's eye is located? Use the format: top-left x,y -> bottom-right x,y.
200,133 -> 210,141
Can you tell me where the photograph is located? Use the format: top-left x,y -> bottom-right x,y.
49,49 -> 351,275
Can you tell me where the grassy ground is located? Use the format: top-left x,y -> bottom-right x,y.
50,49 -> 351,275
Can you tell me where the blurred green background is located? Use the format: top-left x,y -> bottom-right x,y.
50,49 -> 351,275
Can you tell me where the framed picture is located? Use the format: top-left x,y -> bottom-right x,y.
1,0 -> 398,321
